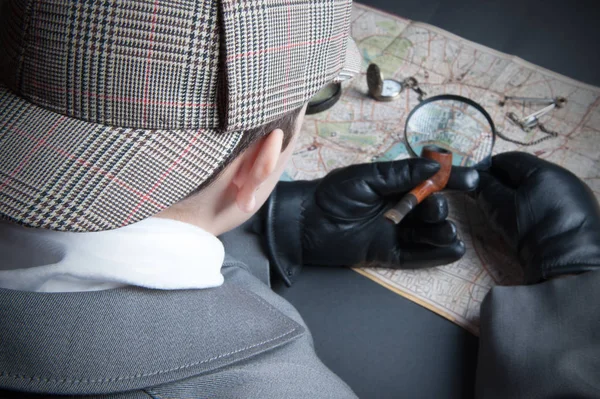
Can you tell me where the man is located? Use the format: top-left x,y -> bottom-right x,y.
0,1 -> 598,399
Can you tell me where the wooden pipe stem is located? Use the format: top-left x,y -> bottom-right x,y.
384,145 -> 453,224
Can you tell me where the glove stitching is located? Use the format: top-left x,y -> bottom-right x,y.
546,261 -> 600,269
534,217 -> 600,279
542,219 -> 595,271
297,186 -> 315,267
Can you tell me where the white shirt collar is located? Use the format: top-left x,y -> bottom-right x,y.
0,217 -> 225,292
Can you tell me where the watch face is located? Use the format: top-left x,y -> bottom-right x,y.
381,79 -> 402,98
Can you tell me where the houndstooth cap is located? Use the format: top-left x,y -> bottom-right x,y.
0,0 -> 361,232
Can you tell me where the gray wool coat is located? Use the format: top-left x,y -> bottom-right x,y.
0,221 -> 598,398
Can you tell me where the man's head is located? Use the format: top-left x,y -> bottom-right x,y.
156,103 -> 307,235
0,0 -> 360,233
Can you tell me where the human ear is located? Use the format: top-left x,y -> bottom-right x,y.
232,128 -> 284,213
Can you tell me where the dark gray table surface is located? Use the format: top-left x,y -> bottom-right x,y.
359,0 -> 600,87
272,267 -> 479,399
273,1 -> 600,398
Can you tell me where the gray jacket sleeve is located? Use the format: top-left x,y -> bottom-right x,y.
475,270 -> 600,398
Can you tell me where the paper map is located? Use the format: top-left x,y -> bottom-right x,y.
285,3 -> 600,335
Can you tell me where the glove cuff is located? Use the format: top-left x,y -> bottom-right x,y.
263,180 -> 318,286
521,234 -> 600,284
526,262 -> 600,284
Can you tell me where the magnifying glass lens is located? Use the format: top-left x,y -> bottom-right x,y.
405,96 -> 495,168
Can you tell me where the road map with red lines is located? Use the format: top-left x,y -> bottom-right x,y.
284,3 -> 600,334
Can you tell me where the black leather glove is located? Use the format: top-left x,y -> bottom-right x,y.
474,152 -> 600,284
263,159 -> 478,286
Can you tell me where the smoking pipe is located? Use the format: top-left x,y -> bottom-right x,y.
384,145 -> 453,224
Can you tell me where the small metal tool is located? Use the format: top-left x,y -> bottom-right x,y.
500,96 -> 567,132
499,96 -> 566,107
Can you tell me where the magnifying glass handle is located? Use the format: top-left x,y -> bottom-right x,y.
384,146 -> 453,224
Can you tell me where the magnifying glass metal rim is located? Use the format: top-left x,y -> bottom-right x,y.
306,82 -> 342,115
403,94 -> 497,170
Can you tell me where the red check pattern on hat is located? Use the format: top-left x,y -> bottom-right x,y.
0,0 -> 361,232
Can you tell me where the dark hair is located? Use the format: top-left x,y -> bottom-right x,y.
186,105 -> 304,197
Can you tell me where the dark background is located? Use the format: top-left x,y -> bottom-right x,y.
274,1 -> 600,398
362,0 -> 600,86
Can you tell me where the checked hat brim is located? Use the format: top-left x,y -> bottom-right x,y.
0,0 -> 361,232
0,81 -> 243,232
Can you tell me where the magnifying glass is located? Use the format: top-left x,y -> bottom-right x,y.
306,83 -> 342,115
384,95 -> 496,224
405,94 -> 495,169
